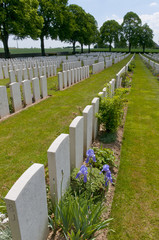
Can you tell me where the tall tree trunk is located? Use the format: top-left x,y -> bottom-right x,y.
1,32 -> 10,58
88,45 -> 90,53
73,41 -> 76,54
129,42 -> 131,52
40,35 -> 45,56
143,44 -> 145,53
81,43 -> 83,53
109,43 -> 112,52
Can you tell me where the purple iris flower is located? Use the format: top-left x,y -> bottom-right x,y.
86,149 -> 96,164
100,164 -> 113,186
76,165 -> 88,183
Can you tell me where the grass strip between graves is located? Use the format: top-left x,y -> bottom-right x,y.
107,54 -> 159,239
0,56 -> 132,198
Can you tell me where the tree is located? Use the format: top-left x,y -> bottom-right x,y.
122,12 -> 141,52
38,0 -> 68,56
0,0 -> 43,58
84,13 -> 98,53
100,20 -> 121,51
139,23 -> 153,53
67,4 -> 87,54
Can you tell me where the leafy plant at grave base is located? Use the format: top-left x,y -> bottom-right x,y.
70,167 -> 105,200
8,97 -> 14,113
128,61 -> 136,72
49,193 -> 112,239
96,94 -> 125,133
104,83 -> 111,97
92,147 -> 117,171
115,87 -> 130,99
0,223 -> 12,240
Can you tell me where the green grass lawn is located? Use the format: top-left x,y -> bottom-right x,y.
0,47 -> 159,54
0,55 -> 132,198
107,55 -> 159,239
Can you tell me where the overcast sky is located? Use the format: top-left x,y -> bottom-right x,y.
2,0 -> 159,49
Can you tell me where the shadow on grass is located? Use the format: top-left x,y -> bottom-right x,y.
99,131 -> 117,143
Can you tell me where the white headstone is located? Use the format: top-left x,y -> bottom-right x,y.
67,70 -> 71,87
16,69 -> 22,84
10,82 -> 22,112
58,72 -> 63,91
69,116 -> 84,171
9,70 -> 16,83
77,68 -> 80,82
40,76 -> 48,98
47,134 -> 70,202
63,71 -> 67,88
0,86 -> 10,119
71,69 -> 74,85
22,80 -> 32,106
32,77 -> 40,102
3,66 -> 9,79
83,105 -> 93,155
5,163 -> 48,240
0,65 -> 4,79
91,98 -> 99,140
23,68 -> 28,80
74,68 -> 77,83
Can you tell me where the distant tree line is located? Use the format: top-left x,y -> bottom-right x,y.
0,1 -> 154,58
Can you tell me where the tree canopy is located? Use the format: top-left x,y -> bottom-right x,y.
122,11 -> 142,52
139,23 -> 153,53
100,20 -> 121,51
38,0 -> 68,55
0,0 -> 43,58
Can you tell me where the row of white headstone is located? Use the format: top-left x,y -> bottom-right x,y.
140,54 -> 159,73
144,53 -> 159,62
58,66 -> 89,90
0,76 -> 48,119
4,55 -> 132,240
62,61 -> 82,71
0,58 -> 58,80
92,53 -> 130,75
116,54 -> 135,88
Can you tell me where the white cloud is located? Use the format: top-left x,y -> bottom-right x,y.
140,12 -> 159,43
149,2 -> 157,6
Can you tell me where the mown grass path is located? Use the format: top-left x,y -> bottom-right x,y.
0,56 -> 132,197
108,55 -> 159,239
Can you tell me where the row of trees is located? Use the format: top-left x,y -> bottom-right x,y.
99,12 -> 154,53
0,0 -> 98,58
0,1 -> 154,58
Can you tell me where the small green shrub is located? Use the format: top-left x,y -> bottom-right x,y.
96,95 -> 125,133
92,147 -> 117,170
70,167 -> 105,199
128,61 -> 136,72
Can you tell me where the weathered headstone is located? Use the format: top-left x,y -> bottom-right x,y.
71,69 -> 74,85
74,68 -> 77,83
23,68 -> 28,80
16,69 -> 22,84
83,105 -> 93,155
0,86 -> 10,119
91,98 -> 99,140
47,134 -> 70,202
69,116 -> 84,171
40,76 -> 48,98
9,70 -> 16,83
10,82 -> 22,112
63,71 -> 67,88
58,72 -> 63,91
67,70 -> 71,87
22,80 -> 32,106
5,163 -> 48,240
32,77 -> 40,102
